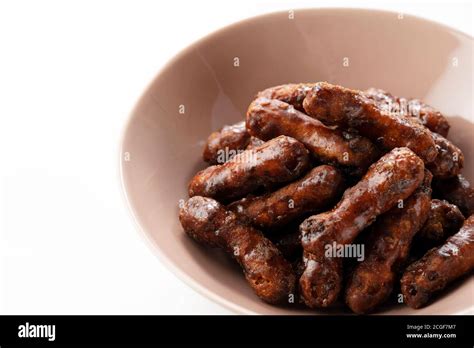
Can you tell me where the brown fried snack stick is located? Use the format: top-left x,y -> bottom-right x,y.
401,214 -> 474,309
364,88 -> 450,137
364,89 -> 462,178
299,147 -> 425,308
179,196 -> 295,303
228,165 -> 345,230
416,199 -> 465,248
246,97 -> 379,175
257,83 -> 316,111
245,136 -> 264,150
189,135 -> 310,202
433,175 -> 474,217
303,82 -> 438,163
345,171 -> 433,314
364,89 -> 462,179
426,132 -> 464,179
203,121 -> 251,164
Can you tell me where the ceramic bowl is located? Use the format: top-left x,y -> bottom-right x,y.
120,8 -> 474,314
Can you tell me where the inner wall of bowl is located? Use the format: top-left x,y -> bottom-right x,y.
121,9 -> 473,314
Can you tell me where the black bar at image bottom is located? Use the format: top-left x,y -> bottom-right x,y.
0,315 -> 472,346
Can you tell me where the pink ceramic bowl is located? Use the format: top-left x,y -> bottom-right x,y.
120,8 -> 474,314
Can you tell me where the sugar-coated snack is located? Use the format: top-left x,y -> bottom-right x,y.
303,82 -> 438,163
401,215 -> 474,309
228,165 -> 344,230
299,148 -> 425,308
247,97 -> 379,175
345,171 -> 432,314
179,196 -> 296,303
189,135 -> 310,202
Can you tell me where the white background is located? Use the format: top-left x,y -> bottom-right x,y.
0,0 -> 472,314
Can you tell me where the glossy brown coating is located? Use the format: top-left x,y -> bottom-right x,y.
203,121 -> 251,165
299,249 -> 343,308
245,136 -> 264,150
303,82 -> 438,163
401,214 -> 474,309
433,175 -> 474,217
179,196 -> 296,303
345,170 -> 432,314
246,97 -> 379,175
189,135 -> 310,202
257,83 -> 315,111
364,88 -> 450,137
364,88 -> 461,178
426,132 -> 464,179
299,147 -> 425,308
416,199 -> 465,248
408,99 -> 450,137
228,165 -> 345,230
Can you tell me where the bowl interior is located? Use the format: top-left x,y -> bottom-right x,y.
120,8 -> 474,314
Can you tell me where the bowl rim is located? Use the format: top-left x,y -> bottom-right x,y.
118,7 -> 474,315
